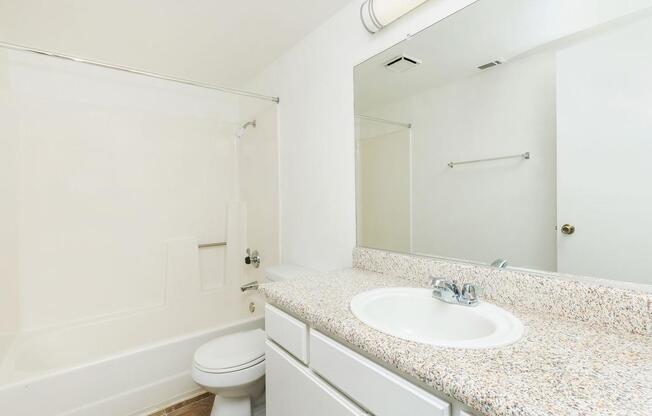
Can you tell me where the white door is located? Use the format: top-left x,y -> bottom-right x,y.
265,341 -> 368,416
556,15 -> 652,284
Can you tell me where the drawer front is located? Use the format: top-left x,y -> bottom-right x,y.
265,305 -> 308,363
266,340 -> 368,416
310,330 -> 450,416
460,411 -> 476,416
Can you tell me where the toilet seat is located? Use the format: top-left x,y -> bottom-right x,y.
191,328 -> 266,416
194,354 -> 264,374
192,328 -> 265,373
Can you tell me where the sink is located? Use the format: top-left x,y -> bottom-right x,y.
350,287 -> 523,349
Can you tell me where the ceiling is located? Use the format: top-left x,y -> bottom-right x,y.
0,0 -> 352,88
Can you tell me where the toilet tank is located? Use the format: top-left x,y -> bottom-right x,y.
265,265 -> 315,282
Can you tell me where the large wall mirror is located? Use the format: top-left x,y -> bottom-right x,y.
354,0 -> 652,288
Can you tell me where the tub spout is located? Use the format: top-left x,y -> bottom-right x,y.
240,281 -> 259,292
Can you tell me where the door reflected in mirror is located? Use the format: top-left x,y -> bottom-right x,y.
354,0 -> 652,287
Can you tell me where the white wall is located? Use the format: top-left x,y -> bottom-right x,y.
245,0 -> 479,271
366,52 -> 557,271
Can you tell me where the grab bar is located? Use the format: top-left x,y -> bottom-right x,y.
448,152 -> 530,168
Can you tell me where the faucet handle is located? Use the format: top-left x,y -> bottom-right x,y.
430,277 -> 460,295
244,248 -> 261,268
461,283 -> 479,305
430,277 -> 455,291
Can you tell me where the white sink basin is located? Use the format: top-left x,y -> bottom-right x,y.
350,287 -> 523,349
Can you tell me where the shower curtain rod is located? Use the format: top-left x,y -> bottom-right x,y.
0,40 -> 280,103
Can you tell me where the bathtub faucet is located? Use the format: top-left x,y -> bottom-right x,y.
240,281 -> 259,292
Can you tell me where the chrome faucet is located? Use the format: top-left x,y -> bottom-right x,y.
430,277 -> 479,307
240,281 -> 259,292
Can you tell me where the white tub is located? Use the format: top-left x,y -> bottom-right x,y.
0,317 -> 264,416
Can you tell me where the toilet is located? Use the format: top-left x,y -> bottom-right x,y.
192,264 -> 314,416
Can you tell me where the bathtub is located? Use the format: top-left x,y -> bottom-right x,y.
0,316 -> 264,416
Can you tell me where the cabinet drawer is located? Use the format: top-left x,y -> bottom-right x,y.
310,330 -> 450,416
266,340 -> 368,416
265,305 -> 308,364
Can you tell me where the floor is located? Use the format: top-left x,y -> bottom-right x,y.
150,393 -> 266,416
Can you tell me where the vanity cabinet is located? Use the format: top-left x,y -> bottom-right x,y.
265,305 -> 478,416
266,340 -> 368,416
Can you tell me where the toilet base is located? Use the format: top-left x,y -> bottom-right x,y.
210,395 -> 251,416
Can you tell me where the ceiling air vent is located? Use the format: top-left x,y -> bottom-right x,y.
478,59 -> 504,70
384,55 -> 421,73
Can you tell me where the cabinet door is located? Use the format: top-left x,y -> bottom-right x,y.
266,340 -> 368,416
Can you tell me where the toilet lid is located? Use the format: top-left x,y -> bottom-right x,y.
193,329 -> 265,372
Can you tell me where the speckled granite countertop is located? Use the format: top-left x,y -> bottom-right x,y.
259,269 -> 652,416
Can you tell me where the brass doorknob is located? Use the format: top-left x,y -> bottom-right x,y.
561,224 -> 575,235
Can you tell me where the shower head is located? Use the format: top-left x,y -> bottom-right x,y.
236,120 -> 256,138
242,120 -> 256,130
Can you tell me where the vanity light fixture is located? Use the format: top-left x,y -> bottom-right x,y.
361,0 -> 430,33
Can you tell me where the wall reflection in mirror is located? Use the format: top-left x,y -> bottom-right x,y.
354,0 -> 652,286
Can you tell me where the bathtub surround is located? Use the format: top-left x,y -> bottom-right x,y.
0,50 -> 20,335
0,43 -> 277,414
237,101 -> 281,287
259,259 -> 652,415
4,48 -> 240,332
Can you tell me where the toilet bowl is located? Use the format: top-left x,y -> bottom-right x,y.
192,329 -> 265,416
192,264 -> 314,415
